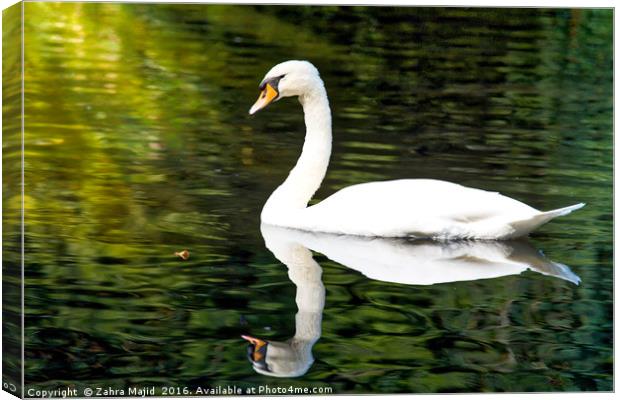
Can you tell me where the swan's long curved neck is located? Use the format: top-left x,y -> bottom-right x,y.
262,83 -> 332,221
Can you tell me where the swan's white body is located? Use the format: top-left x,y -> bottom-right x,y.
251,61 -> 584,240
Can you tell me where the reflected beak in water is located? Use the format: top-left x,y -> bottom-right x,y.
249,83 -> 278,115
241,334 -> 268,361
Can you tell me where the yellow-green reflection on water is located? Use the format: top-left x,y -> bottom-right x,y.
5,3 -> 612,393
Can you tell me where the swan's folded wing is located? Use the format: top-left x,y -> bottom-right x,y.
301,179 -> 538,237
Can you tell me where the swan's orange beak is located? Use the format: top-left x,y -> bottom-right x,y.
242,335 -> 268,361
242,334 -> 267,347
249,83 -> 278,115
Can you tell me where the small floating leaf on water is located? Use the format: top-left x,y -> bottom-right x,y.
174,249 -> 190,260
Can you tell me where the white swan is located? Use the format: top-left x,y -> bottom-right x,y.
241,224 -> 579,378
250,60 -> 584,239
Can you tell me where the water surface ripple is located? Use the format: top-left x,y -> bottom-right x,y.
8,4 -> 612,393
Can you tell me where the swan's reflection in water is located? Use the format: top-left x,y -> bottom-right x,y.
242,224 -> 580,378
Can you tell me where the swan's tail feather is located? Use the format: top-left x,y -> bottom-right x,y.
506,203 -> 585,238
537,261 -> 582,285
509,241 -> 581,285
526,256 -> 581,285
543,202 -> 586,218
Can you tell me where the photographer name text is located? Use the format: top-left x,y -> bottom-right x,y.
26,384 -> 333,397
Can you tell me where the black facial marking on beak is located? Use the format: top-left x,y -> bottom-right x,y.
246,341 -> 270,372
259,74 -> 286,93
250,74 -> 287,115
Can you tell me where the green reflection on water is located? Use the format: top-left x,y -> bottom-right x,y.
9,3 -> 612,394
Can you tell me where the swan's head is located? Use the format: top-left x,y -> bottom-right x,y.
241,334 -> 314,378
249,60 -> 321,115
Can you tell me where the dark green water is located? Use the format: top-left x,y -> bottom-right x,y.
4,3 -> 612,394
